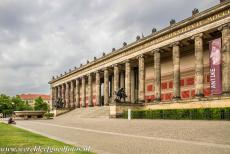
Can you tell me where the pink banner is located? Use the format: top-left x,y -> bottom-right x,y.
209,38 -> 222,95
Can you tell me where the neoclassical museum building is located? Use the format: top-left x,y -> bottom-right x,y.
49,1 -> 230,113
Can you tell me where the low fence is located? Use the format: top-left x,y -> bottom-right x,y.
121,108 -> 230,120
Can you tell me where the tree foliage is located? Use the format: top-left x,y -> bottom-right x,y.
34,97 -> 50,112
0,94 -> 32,115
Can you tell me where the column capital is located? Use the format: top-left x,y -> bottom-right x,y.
137,54 -> 144,59
218,23 -> 230,31
170,41 -> 180,47
112,63 -> 119,67
102,67 -> 109,71
125,59 -> 131,63
191,33 -> 203,40
151,48 -> 161,54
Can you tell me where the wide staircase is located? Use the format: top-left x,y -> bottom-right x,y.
57,106 -> 110,119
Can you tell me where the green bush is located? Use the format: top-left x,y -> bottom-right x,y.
44,113 -> 54,119
121,107 -> 230,120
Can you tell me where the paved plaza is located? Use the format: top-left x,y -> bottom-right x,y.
15,112 -> 230,154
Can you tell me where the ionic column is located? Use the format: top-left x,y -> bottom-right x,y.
104,68 -> 109,105
61,84 -> 65,107
96,71 -> 101,106
88,74 -> 93,107
125,60 -> 131,102
82,76 -> 86,107
172,42 -> 181,100
193,33 -> 204,97
220,24 -> 230,96
114,64 -> 119,100
75,79 -> 80,108
154,49 -> 161,102
70,81 -> 74,108
138,55 -> 145,103
131,69 -> 135,103
65,82 -> 70,108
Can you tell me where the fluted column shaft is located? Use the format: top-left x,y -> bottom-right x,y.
114,65 -> 119,93
88,74 -> 93,107
70,81 -> 74,108
82,77 -> 86,107
154,50 -> 161,101
120,71 -> 125,88
194,33 -> 204,97
221,24 -> 230,95
138,55 -> 145,103
125,61 -> 131,102
57,86 -> 60,98
65,83 -> 69,108
131,69 -> 135,103
96,71 -> 101,106
61,84 -> 65,107
75,79 -> 80,108
172,42 -> 181,100
104,69 -> 109,105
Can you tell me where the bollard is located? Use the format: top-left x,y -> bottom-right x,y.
128,109 -> 131,120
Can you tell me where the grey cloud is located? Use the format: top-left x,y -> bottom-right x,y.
0,0 -> 219,95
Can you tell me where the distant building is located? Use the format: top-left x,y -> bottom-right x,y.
19,94 -> 51,107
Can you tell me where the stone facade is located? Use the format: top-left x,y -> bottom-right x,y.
49,2 -> 230,110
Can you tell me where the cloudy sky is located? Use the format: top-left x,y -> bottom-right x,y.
0,0 -> 219,96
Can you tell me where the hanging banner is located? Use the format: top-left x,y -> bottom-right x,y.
209,38 -> 222,95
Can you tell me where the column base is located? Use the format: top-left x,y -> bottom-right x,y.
195,93 -> 204,98
88,104 -> 94,107
222,91 -> 230,97
172,96 -> 181,102
154,98 -> 161,103
138,99 -> 145,103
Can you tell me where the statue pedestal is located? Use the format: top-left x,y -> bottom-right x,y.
109,101 -> 145,118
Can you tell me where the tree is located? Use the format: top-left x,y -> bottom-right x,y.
0,94 -> 14,115
34,97 -> 49,112
11,96 -> 33,111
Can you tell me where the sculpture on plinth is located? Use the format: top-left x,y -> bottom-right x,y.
114,88 -> 127,103
53,97 -> 64,109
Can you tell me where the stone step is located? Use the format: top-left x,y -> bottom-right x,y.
57,106 -> 110,119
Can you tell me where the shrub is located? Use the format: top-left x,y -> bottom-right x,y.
122,107 -> 230,120
44,113 -> 54,119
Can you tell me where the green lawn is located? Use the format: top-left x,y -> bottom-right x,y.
0,122 -> 94,154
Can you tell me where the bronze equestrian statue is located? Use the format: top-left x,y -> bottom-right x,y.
53,97 -> 64,109
114,88 -> 127,102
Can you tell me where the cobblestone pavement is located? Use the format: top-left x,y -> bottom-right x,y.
15,115 -> 230,154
